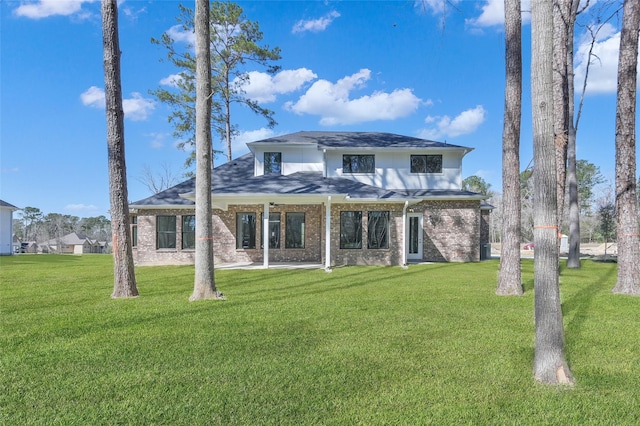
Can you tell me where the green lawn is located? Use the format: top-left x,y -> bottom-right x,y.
1,255 -> 638,425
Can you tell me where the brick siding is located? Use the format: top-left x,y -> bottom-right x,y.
133,200 -> 484,266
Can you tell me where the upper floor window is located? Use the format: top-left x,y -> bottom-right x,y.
411,155 -> 443,173
157,215 -> 176,249
343,154 -> 375,174
264,152 -> 282,175
182,215 -> 195,250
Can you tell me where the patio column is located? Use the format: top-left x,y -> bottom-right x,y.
325,196 -> 331,270
263,202 -> 269,269
402,201 -> 408,267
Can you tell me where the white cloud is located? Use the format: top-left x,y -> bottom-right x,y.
574,24 -> 623,95
80,86 -> 156,121
466,0 -> 504,27
292,10 -> 340,34
284,69 -> 421,125
160,74 -> 185,88
166,24 -> 195,45
418,105 -> 486,139
465,0 -> 531,28
80,86 -> 106,109
235,68 -> 317,103
65,203 -> 98,212
14,0 -> 94,19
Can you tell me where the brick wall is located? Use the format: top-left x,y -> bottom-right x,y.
408,200 -> 481,262
328,203 -> 404,267
133,200 -> 483,266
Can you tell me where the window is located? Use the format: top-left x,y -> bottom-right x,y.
182,215 -> 195,249
411,154 -> 443,173
340,211 -> 362,249
157,215 -> 176,249
131,215 -> 137,247
285,212 -> 305,248
368,211 -> 390,249
261,213 -> 281,249
236,213 -> 256,249
343,154 -> 375,173
264,152 -> 282,175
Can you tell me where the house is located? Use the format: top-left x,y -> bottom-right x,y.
0,200 -> 19,256
129,131 -> 491,268
41,232 -> 104,254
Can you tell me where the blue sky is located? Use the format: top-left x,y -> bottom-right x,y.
1,0 -> 636,217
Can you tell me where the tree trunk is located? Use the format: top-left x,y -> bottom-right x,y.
102,0 -> 138,298
612,0 -> 640,295
566,0 -> 581,269
553,0 -> 571,235
497,0 -> 523,296
191,0 -> 223,301
531,0 -> 573,385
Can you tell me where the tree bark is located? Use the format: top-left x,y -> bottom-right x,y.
566,0 -> 581,269
553,0 -> 571,235
612,0 -> 640,295
190,0 -> 223,301
497,0 -> 523,296
102,0 -> 138,298
531,0 -> 573,384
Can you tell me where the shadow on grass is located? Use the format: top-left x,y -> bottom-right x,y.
562,261 -> 617,344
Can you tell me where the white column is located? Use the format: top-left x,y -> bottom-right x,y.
263,202 -> 269,268
325,196 -> 331,270
402,201 -> 408,267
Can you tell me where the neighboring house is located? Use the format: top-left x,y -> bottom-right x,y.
0,200 -> 19,256
130,131 -> 491,268
42,232 -> 104,254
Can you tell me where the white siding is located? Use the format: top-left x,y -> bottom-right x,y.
325,150 -> 464,190
253,145 -> 323,176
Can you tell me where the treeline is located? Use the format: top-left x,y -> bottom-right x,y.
13,207 -> 111,243
465,160 -> 640,244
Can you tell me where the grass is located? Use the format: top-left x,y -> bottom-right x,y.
1,255 -> 639,425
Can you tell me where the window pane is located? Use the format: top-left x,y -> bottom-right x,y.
182,215 -> 195,249
131,216 -> 137,247
236,213 -> 256,249
343,155 -> 375,173
410,155 -> 427,173
285,212 -> 305,248
368,211 -> 389,249
264,152 -> 282,174
426,155 -> 443,173
157,215 -> 176,249
340,211 -> 362,249
261,213 -> 280,249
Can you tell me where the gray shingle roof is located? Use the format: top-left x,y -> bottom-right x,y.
247,131 -> 471,151
0,200 -> 19,210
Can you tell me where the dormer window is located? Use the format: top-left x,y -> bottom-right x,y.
264,152 -> 282,175
411,155 -> 442,173
343,154 -> 375,173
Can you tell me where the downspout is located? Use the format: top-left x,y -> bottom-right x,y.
402,200 -> 408,268
263,202 -> 269,269
325,196 -> 332,271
